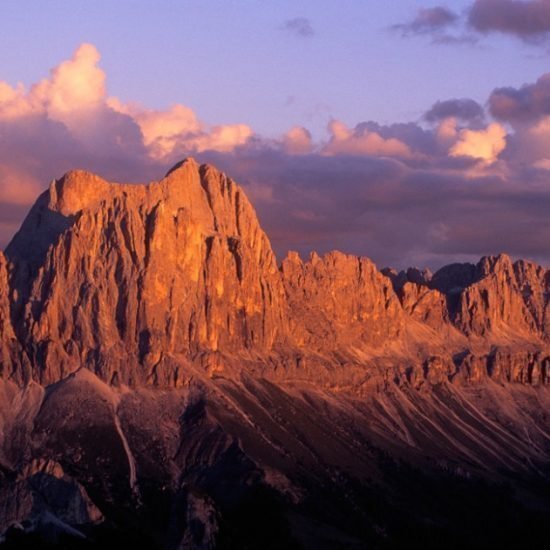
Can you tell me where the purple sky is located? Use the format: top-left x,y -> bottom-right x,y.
2,1 -> 550,269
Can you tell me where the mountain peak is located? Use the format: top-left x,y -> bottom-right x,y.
48,170 -> 112,216
4,160 -> 288,385
164,156 -> 199,178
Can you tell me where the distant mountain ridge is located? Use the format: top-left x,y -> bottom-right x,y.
0,159 -> 548,548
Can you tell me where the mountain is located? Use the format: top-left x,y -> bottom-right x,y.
0,158 -> 548,548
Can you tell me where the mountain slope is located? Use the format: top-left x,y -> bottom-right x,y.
0,159 -> 548,548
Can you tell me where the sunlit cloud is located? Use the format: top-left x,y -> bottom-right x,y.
2,43 -> 550,269
323,120 -> 413,158
108,99 -> 253,158
449,123 -> 507,163
283,126 -> 313,154
0,44 -> 105,125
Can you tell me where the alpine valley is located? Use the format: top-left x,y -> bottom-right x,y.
0,158 -> 548,548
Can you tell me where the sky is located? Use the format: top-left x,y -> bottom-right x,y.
2,0 -> 550,269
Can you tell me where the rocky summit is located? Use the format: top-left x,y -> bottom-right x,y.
0,158 -> 549,548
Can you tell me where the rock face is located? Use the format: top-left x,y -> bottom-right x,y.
5,160 -> 288,385
0,159 -> 549,547
3,160 -> 550,388
281,250 -> 403,353
426,255 -> 550,342
452,255 -> 542,339
0,253 -> 23,381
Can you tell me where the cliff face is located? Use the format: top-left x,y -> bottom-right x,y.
0,253 -> 22,380
281,250 -> 403,354
5,160 -> 288,385
1,160 -> 550,388
451,255 -> 544,340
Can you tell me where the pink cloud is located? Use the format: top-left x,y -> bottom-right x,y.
449,123 -> 507,163
2,43 -> 550,270
323,120 -> 413,158
283,126 -> 313,154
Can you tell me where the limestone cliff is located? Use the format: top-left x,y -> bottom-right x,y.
1,159 -> 550,388
281,250 -> 403,354
5,159 -> 287,385
0,253 -> 24,381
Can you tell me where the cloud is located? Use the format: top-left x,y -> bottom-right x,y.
449,123 -> 507,162
393,7 -> 458,35
436,117 -> 459,145
393,1 -> 550,46
489,73 -> 550,123
107,100 -> 253,158
323,120 -> 413,158
32,43 -> 105,120
0,43 -> 255,223
283,127 -> 313,154
391,6 -> 477,44
203,147 -> 550,269
283,17 -> 315,38
469,0 -> 550,40
0,44 -> 104,121
3,43 -> 550,270
425,98 -> 485,123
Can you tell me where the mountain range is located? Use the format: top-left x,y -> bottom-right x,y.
0,158 -> 548,548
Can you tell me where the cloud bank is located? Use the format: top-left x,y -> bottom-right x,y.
469,0 -> 550,39
1,44 -> 550,269
395,1 -> 550,44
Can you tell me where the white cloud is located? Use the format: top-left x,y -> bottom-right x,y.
449,122 -> 507,163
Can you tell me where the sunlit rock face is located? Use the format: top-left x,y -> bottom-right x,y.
5,159 -> 288,385
0,159 -> 549,547
281,250 -> 404,352
4,159 -> 550,387
423,254 -> 550,343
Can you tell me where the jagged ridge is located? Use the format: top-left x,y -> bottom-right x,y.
1,158 -> 549,389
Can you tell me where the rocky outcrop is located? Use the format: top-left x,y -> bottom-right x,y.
281,251 -> 403,354
5,160 -> 288,385
399,282 -> 449,330
452,255 -> 540,339
425,255 -> 550,343
0,458 -> 102,539
0,253 -> 24,382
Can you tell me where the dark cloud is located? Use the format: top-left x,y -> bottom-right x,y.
283,17 -> 315,38
489,73 -> 550,122
424,98 -> 485,124
394,1 -> 550,45
393,7 -> 458,35
469,0 -> 550,39
391,6 -> 479,45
